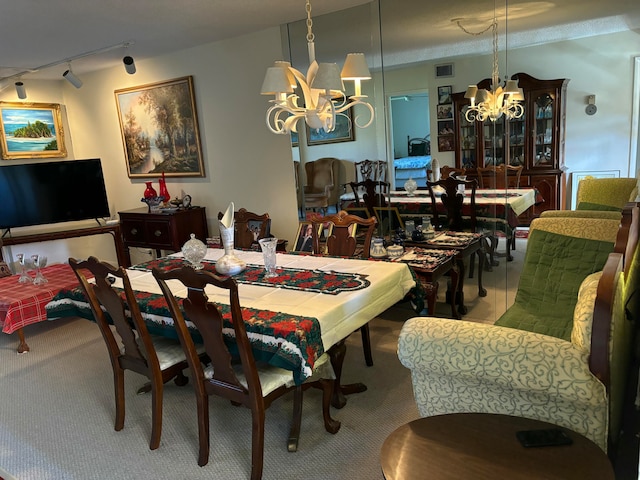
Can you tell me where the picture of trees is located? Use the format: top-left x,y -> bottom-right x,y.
115,76 -> 204,178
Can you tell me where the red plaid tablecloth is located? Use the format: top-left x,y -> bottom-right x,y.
0,263 -> 84,334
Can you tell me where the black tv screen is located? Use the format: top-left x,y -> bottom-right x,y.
0,158 -> 110,229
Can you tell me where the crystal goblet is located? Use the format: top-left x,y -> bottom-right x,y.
16,253 -> 32,284
32,254 -> 48,285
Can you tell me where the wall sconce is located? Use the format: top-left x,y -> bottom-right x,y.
15,81 -> 27,99
585,95 -> 597,115
63,67 -> 83,88
123,55 -> 136,74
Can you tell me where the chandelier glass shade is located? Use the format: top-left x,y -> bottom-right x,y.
261,0 -> 374,135
461,1 -> 524,123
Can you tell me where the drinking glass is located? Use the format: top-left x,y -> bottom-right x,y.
258,237 -> 278,278
16,253 -> 32,284
32,254 -> 48,285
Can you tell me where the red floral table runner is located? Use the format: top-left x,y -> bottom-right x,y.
46,284 -> 323,385
130,256 -> 370,295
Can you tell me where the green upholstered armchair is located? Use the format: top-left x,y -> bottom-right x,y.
398,209 -> 639,453
575,177 -> 638,211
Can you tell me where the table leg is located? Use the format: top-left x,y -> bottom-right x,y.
16,328 -> 30,354
449,262 -> 464,320
454,259 -> 467,315
327,339 -> 367,409
476,250 -> 487,297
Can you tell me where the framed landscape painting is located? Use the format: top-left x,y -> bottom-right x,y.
306,106 -> 355,146
115,76 -> 205,178
0,102 -> 66,160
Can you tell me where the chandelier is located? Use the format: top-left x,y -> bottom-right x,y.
460,0 -> 524,122
260,0 -> 374,135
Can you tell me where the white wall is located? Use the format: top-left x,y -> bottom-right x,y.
1,27 -> 299,266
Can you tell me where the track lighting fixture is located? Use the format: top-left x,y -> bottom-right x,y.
15,81 -> 27,99
123,55 -> 136,74
63,67 -> 83,88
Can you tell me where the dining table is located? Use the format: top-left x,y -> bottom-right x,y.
46,248 -> 416,408
390,187 -> 537,239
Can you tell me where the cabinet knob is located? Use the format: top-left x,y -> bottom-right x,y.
154,230 -> 162,237
130,228 -> 138,235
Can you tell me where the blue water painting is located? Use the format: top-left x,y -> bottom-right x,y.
1,108 -> 58,152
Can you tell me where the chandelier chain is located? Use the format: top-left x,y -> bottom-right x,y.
454,19 -> 495,37
305,0 -> 314,43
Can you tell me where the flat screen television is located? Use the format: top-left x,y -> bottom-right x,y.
0,158 -> 111,230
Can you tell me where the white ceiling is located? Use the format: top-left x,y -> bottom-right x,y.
1,0 -> 638,82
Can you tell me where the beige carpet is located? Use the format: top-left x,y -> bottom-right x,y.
0,239 -> 524,479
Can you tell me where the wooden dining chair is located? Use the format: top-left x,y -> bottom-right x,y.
426,176 -> 489,279
440,166 -> 466,179
311,210 -> 378,366
477,164 -> 524,252
69,256 -> 192,450
217,208 -> 271,250
477,164 -> 523,189
349,178 -> 390,218
152,266 -> 340,478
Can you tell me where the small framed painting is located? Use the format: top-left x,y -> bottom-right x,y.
306,106 -> 355,146
438,135 -> 454,152
437,86 -> 452,105
436,104 -> 453,119
0,102 -> 66,160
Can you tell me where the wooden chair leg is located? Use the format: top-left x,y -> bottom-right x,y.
288,386 -> 304,452
149,381 -> 162,450
196,394 -> 210,467
114,367 -> 125,432
250,406 -> 266,480
360,324 -> 373,366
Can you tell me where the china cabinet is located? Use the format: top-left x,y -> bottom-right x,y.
452,73 -> 569,224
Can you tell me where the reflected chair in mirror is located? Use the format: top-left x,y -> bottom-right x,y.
304,157 -> 340,214
354,159 -> 387,184
440,166 -> 466,179
152,266 -> 340,478
349,179 -> 390,216
311,210 -> 378,367
427,176 -> 487,302
69,256 -> 193,451
408,135 -> 430,156
477,164 -> 524,253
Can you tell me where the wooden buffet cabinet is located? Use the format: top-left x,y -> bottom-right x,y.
452,73 -> 569,224
118,207 -> 209,266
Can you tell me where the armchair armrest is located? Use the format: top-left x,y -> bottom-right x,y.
398,317 -> 604,404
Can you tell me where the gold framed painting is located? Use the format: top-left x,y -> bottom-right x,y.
0,102 -> 66,160
115,76 -> 205,178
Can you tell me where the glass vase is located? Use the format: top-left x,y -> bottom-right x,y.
144,182 -> 157,199
158,172 -> 170,202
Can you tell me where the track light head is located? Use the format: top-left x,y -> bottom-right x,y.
15,81 -> 27,99
123,55 -> 136,74
63,69 -> 83,88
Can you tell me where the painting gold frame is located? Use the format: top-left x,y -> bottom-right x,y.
0,102 -> 66,160
115,76 -> 205,178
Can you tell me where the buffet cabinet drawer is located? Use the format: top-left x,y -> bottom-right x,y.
118,206 -> 209,266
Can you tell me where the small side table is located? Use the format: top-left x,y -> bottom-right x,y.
380,413 -> 614,480
119,207 -> 209,266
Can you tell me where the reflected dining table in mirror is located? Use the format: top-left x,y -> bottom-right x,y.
388,187 -> 540,261
46,249 -> 416,409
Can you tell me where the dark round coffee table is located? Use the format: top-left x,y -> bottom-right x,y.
380,413 -> 614,480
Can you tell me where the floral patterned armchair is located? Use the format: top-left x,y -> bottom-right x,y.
398,209 -> 639,452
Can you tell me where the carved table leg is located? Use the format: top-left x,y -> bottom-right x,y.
327,339 -> 367,409
16,328 -> 30,354
448,264 -> 461,319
